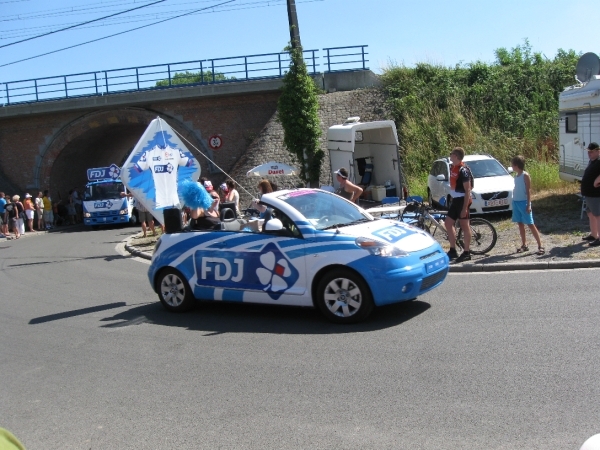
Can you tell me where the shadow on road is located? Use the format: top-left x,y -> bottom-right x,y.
29,302 -> 127,324
97,299 -> 431,335
6,253 -> 131,268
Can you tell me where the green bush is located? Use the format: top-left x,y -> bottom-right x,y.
380,41 -> 581,192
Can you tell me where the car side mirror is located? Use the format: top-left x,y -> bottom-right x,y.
264,218 -> 283,232
436,174 -> 447,181
507,167 -> 514,173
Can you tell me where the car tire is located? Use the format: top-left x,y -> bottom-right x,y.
427,188 -> 433,207
157,268 -> 195,312
315,269 -> 374,324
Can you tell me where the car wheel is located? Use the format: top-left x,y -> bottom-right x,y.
315,269 -> 374,324
157,268 -> 195,312
446,195 -> 452,211
427,188 -> 433,206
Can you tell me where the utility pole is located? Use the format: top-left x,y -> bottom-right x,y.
286,0 -> 302,49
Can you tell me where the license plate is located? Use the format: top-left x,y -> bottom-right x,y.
425,255 -> 446,273
484,198 -> 509,207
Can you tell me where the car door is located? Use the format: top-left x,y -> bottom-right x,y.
192,210 -> 307,305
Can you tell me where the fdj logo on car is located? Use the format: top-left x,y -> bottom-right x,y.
93,201 -> 113,209
372,225 -> 408,244
193,242 -> 299,300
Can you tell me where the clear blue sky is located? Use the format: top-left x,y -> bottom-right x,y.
0,0 -> 597,83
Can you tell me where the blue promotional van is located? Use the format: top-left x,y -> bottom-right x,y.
83,164 -> 135,227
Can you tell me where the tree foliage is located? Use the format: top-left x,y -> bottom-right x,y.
277,46 -> 323,185
155,70 -> 230,87
381,41 -> 581,177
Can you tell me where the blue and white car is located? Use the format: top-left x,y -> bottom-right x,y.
148,189 -> 449,323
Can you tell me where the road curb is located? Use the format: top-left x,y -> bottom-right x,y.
125,242 -> 152,260
449,259 -> 600,272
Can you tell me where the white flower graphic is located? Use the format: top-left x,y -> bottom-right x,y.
256,251 -> 292,292
108,164 -> 121,179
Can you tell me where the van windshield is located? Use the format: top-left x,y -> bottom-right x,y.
86,182 -> 125,200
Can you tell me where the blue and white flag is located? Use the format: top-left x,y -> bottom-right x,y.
121,117 -> 201,224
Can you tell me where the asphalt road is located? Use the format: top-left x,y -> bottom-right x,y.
1,226 -> 599,450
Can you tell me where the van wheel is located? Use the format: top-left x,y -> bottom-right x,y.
157,268 -> 195,312
315,269 -> 374,324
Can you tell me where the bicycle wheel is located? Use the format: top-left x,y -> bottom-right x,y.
457,217 -> 497,255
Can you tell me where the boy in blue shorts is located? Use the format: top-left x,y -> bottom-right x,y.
511,155 -> 544,255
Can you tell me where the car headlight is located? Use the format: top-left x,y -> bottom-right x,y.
355,237 -> 408,257
84,212 -> 91,218
119,208 -> 128,215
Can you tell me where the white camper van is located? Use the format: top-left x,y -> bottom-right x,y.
326,118 -> 405,202
559,52 -> 600,182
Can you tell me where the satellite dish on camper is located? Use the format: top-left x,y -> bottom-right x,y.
575,52 -> 600,84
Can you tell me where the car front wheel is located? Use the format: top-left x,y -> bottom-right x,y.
315,269 -> 374,324
157,268 -> 195,312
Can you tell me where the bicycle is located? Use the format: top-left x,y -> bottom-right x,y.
400,200 -> 497,255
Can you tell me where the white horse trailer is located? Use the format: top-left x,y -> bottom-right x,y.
559,52 -> 600,182
326,118 -> 404,201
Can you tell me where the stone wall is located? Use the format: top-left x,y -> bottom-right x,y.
226,88 -> 390,207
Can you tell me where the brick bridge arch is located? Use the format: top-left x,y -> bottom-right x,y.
36,108 -> 206,198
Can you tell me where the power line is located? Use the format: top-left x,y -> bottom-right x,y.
0,0 -> 166,49
0,0 -> 324,39
0,0 -> 217,22
0,0 -> 237,69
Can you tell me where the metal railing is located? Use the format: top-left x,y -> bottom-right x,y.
0,45 -> 368,106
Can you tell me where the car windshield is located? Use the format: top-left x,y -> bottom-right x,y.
466,159 -> 508,178
277,190 -> 371,230
86,181 -> 125,200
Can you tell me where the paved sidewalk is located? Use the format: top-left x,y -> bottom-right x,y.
123,232 -> 600,272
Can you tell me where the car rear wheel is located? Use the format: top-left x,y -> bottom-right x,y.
157,268 -> 195,312
315,269 -> 374,324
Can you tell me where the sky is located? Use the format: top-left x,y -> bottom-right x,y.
0,0 -> 597,84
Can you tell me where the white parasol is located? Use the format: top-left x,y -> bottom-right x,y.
246,161 -> 298,177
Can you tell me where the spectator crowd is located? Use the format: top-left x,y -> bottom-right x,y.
0,187 -> 84,240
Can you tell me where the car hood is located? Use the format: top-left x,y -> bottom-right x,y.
334,219 -> 438,253
473,175 -> 514,193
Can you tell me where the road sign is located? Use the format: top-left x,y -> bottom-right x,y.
208,135 -> 223,150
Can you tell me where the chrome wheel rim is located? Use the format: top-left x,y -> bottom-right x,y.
323,277 -> 362,318
160,273 -> 186,307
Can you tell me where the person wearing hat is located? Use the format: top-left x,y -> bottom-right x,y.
581,142 -> 600,246
199,177 -> 220,217
219,182 -> 229,202
23,193 -> 36,232
334,167 -> 363,203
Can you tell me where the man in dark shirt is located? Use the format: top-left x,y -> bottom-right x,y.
445,147 -> 473,263
581,142 -> 600,246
